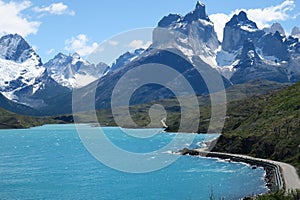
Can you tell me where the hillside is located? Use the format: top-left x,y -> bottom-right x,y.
213,81 -> 300,174
0,106 -> 66,129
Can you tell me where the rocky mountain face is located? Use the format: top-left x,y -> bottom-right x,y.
74,2 -> 230,111
291,26 -> 300,39
222,11 -> 264,52
262,23 -> 285,36
230,38 -> 289,84
0,34 -> 40,63
217,10 -> 300,84
45,53 -> 108,88
0,33 -> 110,112
0,34 -> 69,109
108,48 -> 144,72
154,1 -> 219,64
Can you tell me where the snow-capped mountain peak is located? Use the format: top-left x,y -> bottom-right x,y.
45,52 -> 108,88
108,48 -> 145,72
155,1 -> 219,61
263,23 -> 285,36
196,1 -> 205,7
226,11 -> 258,32
183,0 -> 210,22
222,11 -> 264,52
0,34 -> 63,107
0,33 -> 41,64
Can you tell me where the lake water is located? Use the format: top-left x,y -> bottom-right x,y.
0,124 -> 267,199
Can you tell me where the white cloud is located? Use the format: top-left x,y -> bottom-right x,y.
0,0 -> 40,37
240,0 -> 295,28
210,0 -> 296,41
46,48 -> 55,55
108,40 -> 119,46
33,2 -> 75,16
65,34 -> 99,56
127,40 -> 152,49
210,13 -> 230,42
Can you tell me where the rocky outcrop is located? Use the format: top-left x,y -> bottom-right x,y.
222,11 -> 264,52
263,23 -> 285,36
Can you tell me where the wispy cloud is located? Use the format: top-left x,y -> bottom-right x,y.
127,40 -> 152,49
241,0 -> 295,28
0,0 -> 40,37
65,34 -> 98,56
209,13 -> 230,42
46,48 -> 55,55
108,40 -> 119,46
33,2 -> 75,16
210,0 -> 297,41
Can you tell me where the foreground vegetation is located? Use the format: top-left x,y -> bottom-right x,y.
214,81 -> 300,175
247,189 -> 300,200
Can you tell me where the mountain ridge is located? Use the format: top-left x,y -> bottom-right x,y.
0,2 -> 300,115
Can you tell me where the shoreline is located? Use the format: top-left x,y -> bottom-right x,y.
179,148 -> 300,196
179,148 -> 281,193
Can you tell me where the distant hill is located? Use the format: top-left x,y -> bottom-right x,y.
0,103 -> 68,129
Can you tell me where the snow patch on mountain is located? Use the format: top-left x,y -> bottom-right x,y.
0,52 -> 44,86
240,25 -> 257,32
0,50 -> 46,101
45,53 -> 108,88
107,48 -> 145,73
216,47 -> 241,67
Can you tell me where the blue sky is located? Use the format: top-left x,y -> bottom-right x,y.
0,0 -> 299,63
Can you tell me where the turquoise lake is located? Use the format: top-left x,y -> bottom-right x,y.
0,124 -> 267,199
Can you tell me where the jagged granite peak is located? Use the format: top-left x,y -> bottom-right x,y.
0,33 -> 42,64
230,36 -> 291,84
196,1 -> 205,7
226,11 -> 258,30
222,11 -> 263,52
45,52 -> 108,88
158,1 -> 211,28
158,14 -> 182,28
257,31 -> 289,61
230,39 -> 289,84
109,48 -> 145,72
291,26 -> 300,38
236,38 -> 260,67
183,1 -> 210,22
46,52 -> 86,72
263,22 -> 285,36
0,34 -> 68,108
155,1 -> 219,59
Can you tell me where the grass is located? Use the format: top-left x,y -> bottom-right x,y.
213,81 -> 300,174
245,189 -> 300,200
0,107 -> 70,129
